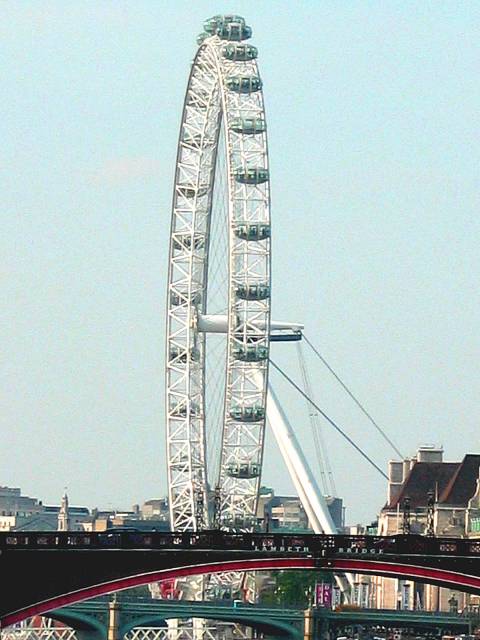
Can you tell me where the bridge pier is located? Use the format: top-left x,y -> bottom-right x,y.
304,607 -> 329,640
315,615 -> 330,640
107,598 -> 121,640
304,608 -> 313,640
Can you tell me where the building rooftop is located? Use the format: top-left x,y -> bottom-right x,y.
43,506 -> 90,515
439,454 -> 480,505
386,454 -> 480,510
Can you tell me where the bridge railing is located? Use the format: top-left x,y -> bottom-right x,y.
56,593 -> 478,620
61,596 -> 302,612
324,608 -> 473,618
1,531 -> 480,558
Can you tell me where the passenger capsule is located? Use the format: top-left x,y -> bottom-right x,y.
234,223 -> 270,241
235,282 -> 270,300
169,346 -> 201,364
204,14 -> 245,35
226,462 -> 260,479
229,405 -> 265,422
196,32 -> 209,45
233,344 -> 268,362
234,166 -> 269,184
222,43 -> 258,62
173,233 -> 205,251
226,75 -> 262,94
170,291 -> 201,306
216,22 -> 251,41
230,117 -> 266,135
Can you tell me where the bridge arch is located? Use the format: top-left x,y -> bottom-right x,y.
4,556 -> 480,627
43,610 -> 106,640
38,607 -> 302,640
120,614 -> 301,640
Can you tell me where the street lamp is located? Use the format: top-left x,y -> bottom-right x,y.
402,497 -> 411,534
426,490 -> 435,537
305,585 -> 314,608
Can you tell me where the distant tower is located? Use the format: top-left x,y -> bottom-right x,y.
58,490 -> 71,531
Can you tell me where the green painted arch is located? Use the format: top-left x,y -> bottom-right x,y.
44,610 -> 106,639
120,613 -> 301,639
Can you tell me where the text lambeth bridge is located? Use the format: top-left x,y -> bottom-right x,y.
2,531 -> 480,626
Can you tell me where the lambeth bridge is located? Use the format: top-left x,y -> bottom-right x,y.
39,597 -> 479,640
2,531 -> 480,628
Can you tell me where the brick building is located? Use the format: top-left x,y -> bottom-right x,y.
368,446 -> 480,611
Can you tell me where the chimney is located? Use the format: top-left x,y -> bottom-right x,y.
417,445 -> 443,463
388,460 -> 404,505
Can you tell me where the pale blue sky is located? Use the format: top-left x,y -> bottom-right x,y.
2,2 -> 479,523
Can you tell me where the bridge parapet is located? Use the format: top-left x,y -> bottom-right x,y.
1,531 -> 480,558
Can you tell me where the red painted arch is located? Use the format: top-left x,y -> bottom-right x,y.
3,557 -> 480,628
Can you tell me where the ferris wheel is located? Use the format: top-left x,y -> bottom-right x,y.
166,14 -> 273,533
164,14 -> 352,606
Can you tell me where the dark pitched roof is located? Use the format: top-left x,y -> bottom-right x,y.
386,454 -> 480,511
388,462 -> 459,509
439,454 -> 480,506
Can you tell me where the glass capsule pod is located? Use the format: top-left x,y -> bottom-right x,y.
170,291 -> 201,306
222,43 -> 258,62
234,166 -> 269,184
235,282 -> 270,301
172,233 -> 205,251
169,346 -> 201,364
177,185 -> 208,198
204,14 -> 245,35
230,116 -> 266,135
233,344 -> 268,362
229,405 -> 265,422
234,223 -> 270,241
196,32 -> 209,45
226,75 -> 262,94
226,462 -> 260,479
170,402 -> 200,418
216,22 -> 252,41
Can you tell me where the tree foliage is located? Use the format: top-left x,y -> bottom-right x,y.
259,571 -> 333,608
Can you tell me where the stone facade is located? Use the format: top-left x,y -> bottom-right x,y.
367,447 -> 480,611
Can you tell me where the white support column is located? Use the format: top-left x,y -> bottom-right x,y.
266,382 -> 354,596
267,383 -> 337,533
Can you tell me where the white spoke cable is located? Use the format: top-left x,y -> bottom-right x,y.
270,358 -> 389,480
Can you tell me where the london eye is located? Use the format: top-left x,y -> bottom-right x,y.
166,14 -> 271,535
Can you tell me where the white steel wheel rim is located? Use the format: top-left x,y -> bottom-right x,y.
166,27 -> 271,533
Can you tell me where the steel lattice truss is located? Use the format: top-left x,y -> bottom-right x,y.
0,629 -> 76,640
128,624 -> 251,640
166,16 -> 271,534
0,625 -> 251,640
